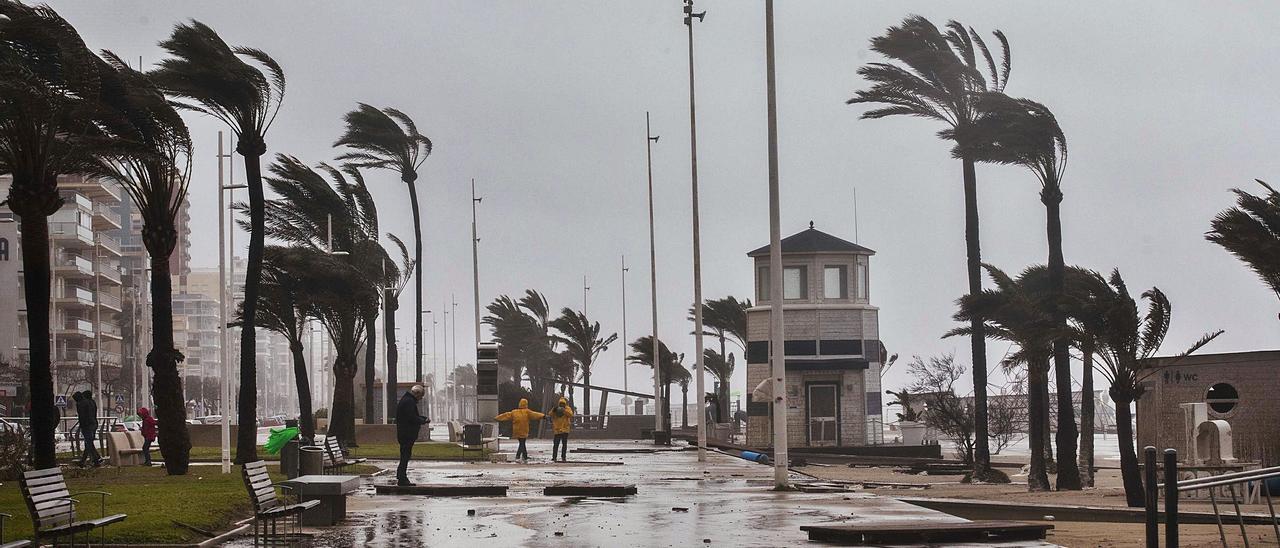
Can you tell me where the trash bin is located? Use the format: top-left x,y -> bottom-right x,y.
463,423 -> 482,446
281,439 -> 301,478
299,445 -> 324,476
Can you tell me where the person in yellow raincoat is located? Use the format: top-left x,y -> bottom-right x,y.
549,397 -> 574,462
496,398 -> 544,462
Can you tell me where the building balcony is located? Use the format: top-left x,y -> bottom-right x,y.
49,222 -> 94,248
99,322 -> 122,339
60,178 -> 122,204
99,292 -> 122,312
53,254 -> 95,278
97,234 -> 122,257
92,203 -> 122,230
54,286 -> 96,307
56,318 -> 95,338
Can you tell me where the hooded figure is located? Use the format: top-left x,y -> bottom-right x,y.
496,399 -> 544,462
138,407 -> 158,465
550,397 -> 574,462
74,391 -> 102,467
394,386 -> 429,486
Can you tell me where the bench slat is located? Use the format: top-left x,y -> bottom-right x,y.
22,468 -> 62,480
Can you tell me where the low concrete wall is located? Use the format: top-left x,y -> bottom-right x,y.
189,424 -> 239,447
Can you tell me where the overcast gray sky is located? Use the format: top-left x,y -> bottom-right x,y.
48,1 -> 1280,400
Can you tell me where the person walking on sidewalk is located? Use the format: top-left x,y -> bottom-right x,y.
550,397 -> 574,462
496,398 -> 544,462
139,407 -> 158,465
75,391 -> 102,467
395,385 -> 429,486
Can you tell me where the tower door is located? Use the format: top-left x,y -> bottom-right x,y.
807,383 -> 839,446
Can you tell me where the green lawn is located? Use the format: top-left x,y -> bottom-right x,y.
0,463 -> 381,544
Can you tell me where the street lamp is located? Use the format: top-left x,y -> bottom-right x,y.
217,130 -> 248,474
682,0 -> 709,462
764,0 -> 790,488
620,255 -> 630,414
644,112 -> 663,440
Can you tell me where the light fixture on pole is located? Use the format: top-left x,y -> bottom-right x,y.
764,0 -> 790,488
682,0 -> 708,462
644,112 -> 663,440
217,131 -> 247,474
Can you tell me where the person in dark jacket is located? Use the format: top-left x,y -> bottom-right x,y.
395,385 -> 428,486
75,391 -> 102,467
139,407 -> 158,465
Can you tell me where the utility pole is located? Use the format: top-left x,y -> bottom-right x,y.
451,294 -> 457,421
216,131 -> 245,474
441,304 -> 447,422
765,0 -> 790,488
645,112 -> 663,439
94,234 -> 103,406
471,179 -> 482,346
583,276 -> 589,315
682,0 -> 708,462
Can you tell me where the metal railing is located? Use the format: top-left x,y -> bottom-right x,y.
1146,446 -> 1280,547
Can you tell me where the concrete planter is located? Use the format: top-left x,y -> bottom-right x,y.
900,421 -> 927,446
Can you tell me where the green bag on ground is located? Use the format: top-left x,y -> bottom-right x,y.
265,426 -> 300,455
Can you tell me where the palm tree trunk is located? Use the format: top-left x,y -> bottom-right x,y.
1026,360 -> 1051,491
236,150 -> 265,464
289,338 -> 314,442
149,252 -> 192,475
583,368 -> 591,417
1112,389 -> 1144,507
19,213 -> 56,468
363,319 -> 376,426
407,181 -> 423,384
681,383 -> 689,428
329,352 -> 358,446
384,290 -> 399,423
1079,345 -> 1095,487
718,335 -> 729,422
961,157 -> 992,475
1045,188 -> 1081,490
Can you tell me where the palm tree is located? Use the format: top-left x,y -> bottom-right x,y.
702,349 -> 733,423
849,16 -> 1010,479
1083,269 -> 1221,507
957,93 -> 1079,489
151,21 -> 285,463
690,296 -> 749,421
628,336 -> 682,425
0,0 -> 106,467
550,308 -> 618,415
382,234 -> 414,423
674,356 -> 691,428
1058,265 -> 1120,489
241,246 -> 317,441
482,291 -> 566,413
334,104 -> 432,386
1207,180 -> 1280,319
948,264 -> 1055,490
92,51 -> 195,474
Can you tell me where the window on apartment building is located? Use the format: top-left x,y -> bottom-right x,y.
757,266 -> 770,302
855,257 -> 868,300
784,266 -> 807,300
823,265 -> 847,299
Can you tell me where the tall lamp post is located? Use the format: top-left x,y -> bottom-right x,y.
471,179 -> 483,346
681,0 -> 708,462
764,0 -> 790,488
620,255 -> 630,414
644,112 -> 663,440
217,131 -> 247,474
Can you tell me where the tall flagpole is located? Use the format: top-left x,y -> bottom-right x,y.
765,0 -> 790,488
621,255 -> 629,412
645,112 -> 663,439
682,0 -> 708,462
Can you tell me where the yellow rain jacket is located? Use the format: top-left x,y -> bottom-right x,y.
550,397 -> 574,434
496,398 -> 544,439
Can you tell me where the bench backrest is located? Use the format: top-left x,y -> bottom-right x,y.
323,436 -> 345,464
126,431 -> 144,448
241,461 -> 279,513
19,468 -> 76,531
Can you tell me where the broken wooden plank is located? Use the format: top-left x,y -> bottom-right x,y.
544,483 -> 637,497
800,520 -> 1052,545
375,484 -> 509,497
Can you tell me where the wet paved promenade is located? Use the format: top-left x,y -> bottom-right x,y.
231,439 -> 1055,547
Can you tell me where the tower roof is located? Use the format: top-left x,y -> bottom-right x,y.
747,223 -> 874,257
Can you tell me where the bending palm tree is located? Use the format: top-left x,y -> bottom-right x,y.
702,349 -> 733,423
334,104 -> 432,385
151,21 -> 285,463
849,16 -> 1010,479
629,336 -> 680,424
949,264 -> 1057,490
550,308 -> 618,415
93,51 -> 195,474
0,1 -> 106,467
957,93 -> 1079,488
382,234 -> 414,422
690,297 -> 749,421
1207,180 -> 1280,320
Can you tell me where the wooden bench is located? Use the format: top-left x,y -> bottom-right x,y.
0,512 -> 32,548
322,436 -> 366,474
242,460 -> 319,545
106,432 -> 146,467
800,520 -> 1053,544
18,467 -> 127,546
